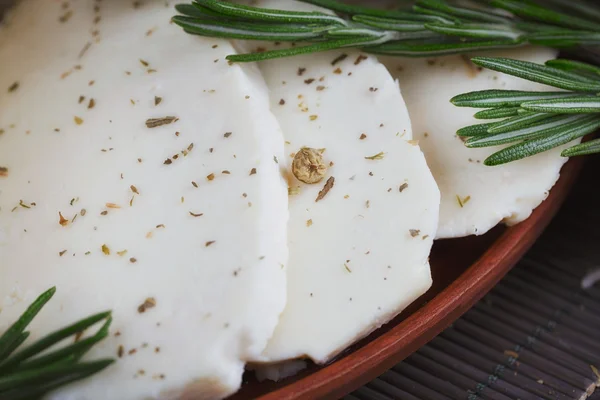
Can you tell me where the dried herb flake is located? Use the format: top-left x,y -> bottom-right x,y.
315,176 -> 335,203
146,116 -> 178,128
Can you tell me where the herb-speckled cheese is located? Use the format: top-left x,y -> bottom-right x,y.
0,1 -> 288,399
240,0 -> 440,365
381,47 -> 580,238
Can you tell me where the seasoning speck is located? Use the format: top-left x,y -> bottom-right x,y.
59,212 -> 69,227
8,82 -> 19,93
315,176 -> 335,203
331,53 -> 348,65
249,168 -> 257,176
355,55 -> 368,65
74,116 -> 84,125
205,241 -> 216,247
409,229 -> 420,237
138,297 -> 156,313
365,151 -> 385,160
145,117 -> 178,128
101,244 -> 110,255
399,183 -> 409,193
456,195 -> 471,208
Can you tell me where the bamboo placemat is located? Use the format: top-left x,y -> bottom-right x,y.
348,156 -> 600,400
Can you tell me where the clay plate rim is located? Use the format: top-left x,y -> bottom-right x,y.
254,156 -> 584,400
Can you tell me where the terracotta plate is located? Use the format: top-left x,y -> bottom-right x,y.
233,156 -> 584,400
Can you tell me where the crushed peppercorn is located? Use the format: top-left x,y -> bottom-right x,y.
292,147 -> 327,184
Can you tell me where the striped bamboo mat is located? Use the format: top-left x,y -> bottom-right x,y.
349,156 -> 600,400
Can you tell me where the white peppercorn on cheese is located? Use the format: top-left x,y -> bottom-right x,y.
381,47 -> 579,239
0,1 -> 289,399
240,0 -> 440,365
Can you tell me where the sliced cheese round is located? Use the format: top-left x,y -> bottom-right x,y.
381,47 -> 578,238
0,1 -> 288,399
242,0 -> 440,365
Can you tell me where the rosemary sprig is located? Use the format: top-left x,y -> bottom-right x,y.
172,0 -> 600,62
171,0 -> 600,164
0,288 -> 114,400
452,57 -> 600,165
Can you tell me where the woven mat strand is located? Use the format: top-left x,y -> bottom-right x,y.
349,156 -> 600,400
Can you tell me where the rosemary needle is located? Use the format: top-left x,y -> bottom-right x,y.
0,288 -> 114,399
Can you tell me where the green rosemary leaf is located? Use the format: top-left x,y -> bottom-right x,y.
0,288 -> 56,362
467,114 -> 592,148
456,122 -> 499,137
484,115 -> 600,165
0,311 -> 112,372
451,89 -> 578,108
174,3 -> 222,19
297,0 -> 413,18
425,22 -> 523,40
376,30 -> 441,41
366,38 -> 522,57
515,21 -> 569,33
173,15 -> 327,41
0,333 -> 30,365
521,96 -> 600,113
527,29 -> 600,47
561,138 -> 600,156
11,317 -> 112,374
227,36 -> 381,62
490,0 -> 600,32
470,57 -> 600,92
325,27 -> 387,39
412,5 -> 462,24
545,59 -> 600,77
416,0 -> 514,24
0,359 -> 114,397
487,112 -> 556,134
536,0 -> 600,24
474,107 -> 522,119
352,15 -> 428,32
194,0 -> 348,26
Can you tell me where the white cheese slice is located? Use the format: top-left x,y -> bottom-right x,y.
0,1 -> 288,399
240,0 -> 440,365
381,47 -> 579,238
